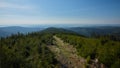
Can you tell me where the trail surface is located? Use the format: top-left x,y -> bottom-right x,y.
48,36 -> 86,68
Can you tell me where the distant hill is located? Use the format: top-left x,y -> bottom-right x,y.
40,27 -> 79,35
67,26 -> 120,37
1,26 -> 120,38
0,26 -> 44,37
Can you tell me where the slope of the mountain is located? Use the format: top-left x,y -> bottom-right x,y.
56,33 -> 120,68
0,31 -> 61,68
0,27 -> 120,68
40,27 -> 82,36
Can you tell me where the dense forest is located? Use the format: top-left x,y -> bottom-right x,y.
0,27 -> 120,68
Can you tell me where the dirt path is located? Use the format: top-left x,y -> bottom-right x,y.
48,36 -> 86,68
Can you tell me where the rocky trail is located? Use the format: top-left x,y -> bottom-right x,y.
48,36 -> 86,68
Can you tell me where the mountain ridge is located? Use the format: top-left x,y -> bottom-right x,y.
0,26 -> 120,38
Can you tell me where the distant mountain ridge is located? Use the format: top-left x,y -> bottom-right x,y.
0,26 -> 44,37
40,27 -> 79,35
0,26 -> 120,38
67,26 -> 120,37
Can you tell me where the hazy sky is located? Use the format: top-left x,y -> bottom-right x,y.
0,0 -> 120,25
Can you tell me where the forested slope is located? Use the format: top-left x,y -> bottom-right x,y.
0,27 -> 120,68
0,32 -> 61,68
56,33 -> 120,68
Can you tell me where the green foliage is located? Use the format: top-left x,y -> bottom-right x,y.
111,59 -> 120,68
86,56 -> 91,64
0,32 -> 59,68
0,28 -> 120,68
56,33 -> 120,68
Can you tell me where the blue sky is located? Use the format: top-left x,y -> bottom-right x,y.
0,0 -> 120,25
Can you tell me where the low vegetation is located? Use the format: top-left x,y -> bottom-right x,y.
56,33 -> 120,68
0,32 -> 59,68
